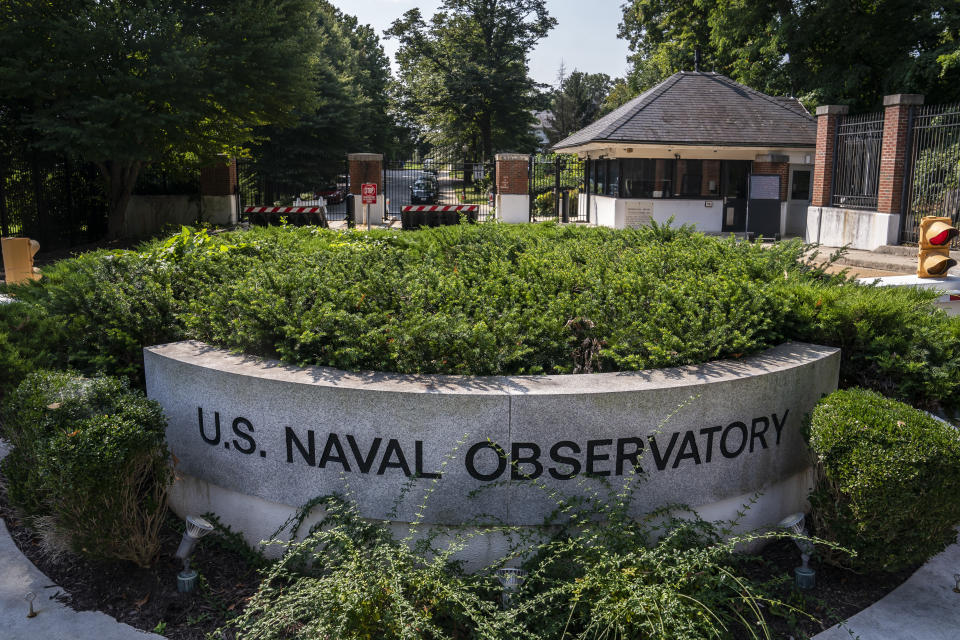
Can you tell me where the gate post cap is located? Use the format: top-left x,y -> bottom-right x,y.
495,153 -> 529,162
347,153 -> 383,161
883,94 -> 924,107
815,105 -> 849,116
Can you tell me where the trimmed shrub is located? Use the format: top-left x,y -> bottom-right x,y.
781,281 -> 960,412
0,371 -> 172,567
807,388 -> 960,572
2,224 -> 960,411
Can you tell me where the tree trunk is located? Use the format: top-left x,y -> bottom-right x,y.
97,160 -> 142,239
480,112 -> 493,162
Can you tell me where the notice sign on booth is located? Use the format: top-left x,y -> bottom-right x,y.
361,183 -> 377,205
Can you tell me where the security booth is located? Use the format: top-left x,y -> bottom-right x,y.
553,71 -> 817,237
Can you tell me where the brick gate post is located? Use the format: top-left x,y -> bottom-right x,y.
877,94 -> 923,215
199,158 -> 238,225
495,154 -> 530,223
811,105 -> 848,208
348,153 -> 384,225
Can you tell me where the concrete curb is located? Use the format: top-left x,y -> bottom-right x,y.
812,536 -> 960,640
0,441 -> 162,640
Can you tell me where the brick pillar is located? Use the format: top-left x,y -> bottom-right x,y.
199,159 -> 237,197
348,153 -> 383,195
495,154 -> 530,223
811,105 -> 848,207
199,158 -> 238,225
496,154 -> 528,195
347,153 -> 384,224
877,94 -> 923,214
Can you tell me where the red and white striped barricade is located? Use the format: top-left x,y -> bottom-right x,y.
400,205 -> 479,229
243,205 -> 328,228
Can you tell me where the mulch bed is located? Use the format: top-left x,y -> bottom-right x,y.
0,481 -> 258,640
735,538 -> 919,639
0,474 -> 917,639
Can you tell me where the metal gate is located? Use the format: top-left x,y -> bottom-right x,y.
383,148 -> 494,222
237,159 -> 349,222
902,102 -> 960,246
529,154 -> 586,222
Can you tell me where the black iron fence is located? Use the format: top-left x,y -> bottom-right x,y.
237,159 -> 350,221
529,154 -> 585,221
384,149 -> 494,221
0,151 -> 108,247
901,102 -> 960,245
831,111 -> 884,210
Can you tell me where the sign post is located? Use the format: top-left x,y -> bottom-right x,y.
361,183 -> 377,231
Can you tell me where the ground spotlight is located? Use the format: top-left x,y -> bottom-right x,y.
174,515 -> 214,593
496,567 -> 527,607
778,511 -> 815,589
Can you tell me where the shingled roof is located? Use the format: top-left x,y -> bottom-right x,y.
553,71 -> 816,151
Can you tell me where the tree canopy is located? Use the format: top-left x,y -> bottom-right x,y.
0,0 -> 320,237
612,0 -> 960,113
249,2 -> 400,191
544,65 -> 612,146
387,0 -> 556,159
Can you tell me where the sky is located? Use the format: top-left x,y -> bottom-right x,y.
329,0 -> 633,87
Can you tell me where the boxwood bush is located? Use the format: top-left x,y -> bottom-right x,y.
0,371 -> 172,567
1,223 -> 959,411
808,388 -> 960,572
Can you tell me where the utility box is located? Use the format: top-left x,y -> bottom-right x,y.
2,237 -> 41,284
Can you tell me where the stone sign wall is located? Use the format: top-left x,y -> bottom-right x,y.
145,341 -> 839,532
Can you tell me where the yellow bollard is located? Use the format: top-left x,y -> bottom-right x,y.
2,237 -> 41,284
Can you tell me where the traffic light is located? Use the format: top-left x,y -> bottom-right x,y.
918,216 -> 958,278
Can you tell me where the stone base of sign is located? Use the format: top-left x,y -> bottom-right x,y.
168,466 -> 815,569
145,340 -> 839,566
496,194 -> 530,223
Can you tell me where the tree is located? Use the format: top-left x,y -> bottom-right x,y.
615,0 -> 960,112
0,0 -> 320,237
544,65 -> 612,145
387,0 -> 556,159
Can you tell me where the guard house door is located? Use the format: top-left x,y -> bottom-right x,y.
721,161 -> 749,232
747,174 -> 781,239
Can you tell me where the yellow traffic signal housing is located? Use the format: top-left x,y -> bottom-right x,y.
918,216 -> 958,278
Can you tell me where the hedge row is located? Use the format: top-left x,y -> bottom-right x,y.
3,223 -> 959,411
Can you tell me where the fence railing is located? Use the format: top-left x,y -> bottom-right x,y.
529,154 -> 585,221
831,111 -> 884,210
0,151 -> 108,247
902,102 -> 960,246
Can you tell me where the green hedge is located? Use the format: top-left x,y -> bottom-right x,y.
2,224 -> 959,411
808,388 -> 960,572
0,371 -> 172,567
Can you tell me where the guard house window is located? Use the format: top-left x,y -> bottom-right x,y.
702,160 -> 720,196
621,159 -> 655,198
606,160 -> 620,197
594,160 -> 606,195
676,160 -> 703,197
791,170 -> 811,201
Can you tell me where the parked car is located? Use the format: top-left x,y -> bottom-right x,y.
410,176 -> 439,204
315,183 -> 346,205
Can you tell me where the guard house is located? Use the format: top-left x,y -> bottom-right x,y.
553,72 -> 817,237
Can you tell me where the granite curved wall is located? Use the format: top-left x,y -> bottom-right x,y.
144,341 -> 839,549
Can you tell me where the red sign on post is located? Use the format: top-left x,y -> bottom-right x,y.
361,183 -> 377,205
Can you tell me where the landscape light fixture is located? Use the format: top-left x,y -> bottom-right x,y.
174,515 -> 214,594
778,512 -> 815,590
23,591 -> 36,618
495,567 -> 527,608
953,573 -> 960,594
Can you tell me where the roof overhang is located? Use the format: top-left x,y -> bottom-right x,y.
555,142 -> 815,164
